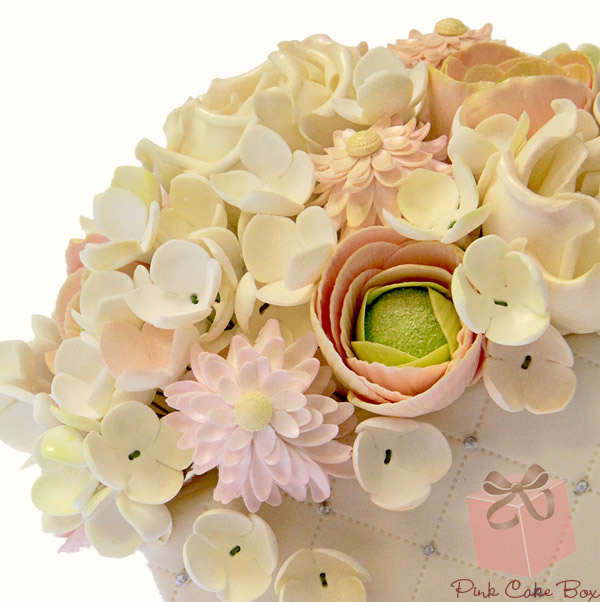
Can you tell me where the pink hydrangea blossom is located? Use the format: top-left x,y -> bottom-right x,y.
164,319 -> 356,512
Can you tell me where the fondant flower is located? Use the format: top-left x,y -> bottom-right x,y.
0,333 -> 60,452
84,489 -> 173,558
237,207 -> 336,317
165,319 -> 355,512
427,42 -> 595,138
481,100 -> 600,333
332,47 -> 428,126
135,35 -> 366,189
352,417 -> 452,510
65,233 -> 108,275
211,125 -> 314,217
447,109 -> 530,181
451,235 -> 549,346
125,239 -> 221,329
311,118 -> 449,235
482,325 -> 576,413
183,509 -> 278,602
274,548 -> 370,602
51,336 -> 116,420
383,154 -> 489,244
389,19 -> 494,68
83,401 -> 192,505
157,171 -> 228,244
80,167 -> 161,271
100,322 -> 200,392
312,226 -> 482,417
31,425 -> 98,518
71,270 -> 141,345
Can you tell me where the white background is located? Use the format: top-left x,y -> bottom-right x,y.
0,1 -> 597,600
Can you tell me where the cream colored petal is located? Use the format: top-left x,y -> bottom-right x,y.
146,420 -> 193,471
111,166 -> 161,206
358,70 -> 414,123
239,190 -> 305,216
150,239 -> 221,300
285,244 -> 333,291
448,126 -> 498,182
211,170 -> 265,207
462,234 -> 510,297
256,281 -> 314,306
93,187 -> 149,242
515,99 -> 579,183
85,499 -> 143,558
353,418 -> 451,510
383,209 -> 444,241
240,124 -> 292,181
502,251 -> 549,315
32,469 -> 97,516
80,240 -> 143,271
38,426 -> 86,467
396,169 -> 459,228
486,306 -> 549,347
296,206 -> 337,249
440,205 -> 490,244
267,151 -> 315,206
242,214 -> 300,283
451,265 -> 493,334
235,273 -> 258,333
116,493 -> 172,542
353,46 -> 407,89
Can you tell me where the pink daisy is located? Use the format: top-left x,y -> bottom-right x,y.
311,117 -> 450,236
164,319 -> 355,512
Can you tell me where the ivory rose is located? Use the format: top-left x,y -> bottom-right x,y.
481,99 -> 600,333
427,42 -> 595,138
311,226 -> 483,417
136,35 -> 366,190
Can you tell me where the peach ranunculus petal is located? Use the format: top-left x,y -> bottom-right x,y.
311,226 -> 482,417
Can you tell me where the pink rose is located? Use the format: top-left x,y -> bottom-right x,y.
311,226 -> 483,417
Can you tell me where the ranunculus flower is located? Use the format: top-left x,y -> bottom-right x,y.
427,41 -> 595,138
481,99 -> 600,333
311,226 -> 483,417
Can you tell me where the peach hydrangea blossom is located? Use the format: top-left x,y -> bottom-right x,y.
164,319 -> 355,512
389,19 -> 494,68
311,118 -> 450,236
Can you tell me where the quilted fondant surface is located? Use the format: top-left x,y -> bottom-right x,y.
143,334 -> 600,602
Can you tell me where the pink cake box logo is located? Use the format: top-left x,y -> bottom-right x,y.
467,464 -> 576,577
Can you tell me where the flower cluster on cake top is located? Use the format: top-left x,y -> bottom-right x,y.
1,17 -> 599,602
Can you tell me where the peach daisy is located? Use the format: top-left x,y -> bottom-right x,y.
311,118 -> 450,236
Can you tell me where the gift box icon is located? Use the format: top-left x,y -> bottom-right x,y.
467,464 -> 576,577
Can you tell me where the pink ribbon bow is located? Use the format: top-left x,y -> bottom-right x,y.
482,464 -> 555,530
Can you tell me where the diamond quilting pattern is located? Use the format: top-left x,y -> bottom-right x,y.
144,334 -> 600,602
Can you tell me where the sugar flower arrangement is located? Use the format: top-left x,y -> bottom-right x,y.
2,17 -> 600,602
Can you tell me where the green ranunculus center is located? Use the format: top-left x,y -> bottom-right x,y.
364,287 -> 449,358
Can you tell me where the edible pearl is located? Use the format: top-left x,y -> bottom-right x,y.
574,480 -> 589,495
463,436 -> 478,450
423,544 -> 436,556
435,18 -> 469,37
345,130 -> 383,157
317,501 -> 332,516
175,572 -> 189,586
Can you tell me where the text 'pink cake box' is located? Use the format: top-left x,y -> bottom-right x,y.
467,470 -> 576,577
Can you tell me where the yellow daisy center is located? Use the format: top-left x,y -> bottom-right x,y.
345,130 -> 383,157
235,391 -> 273,432
435,18 -> 468,36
